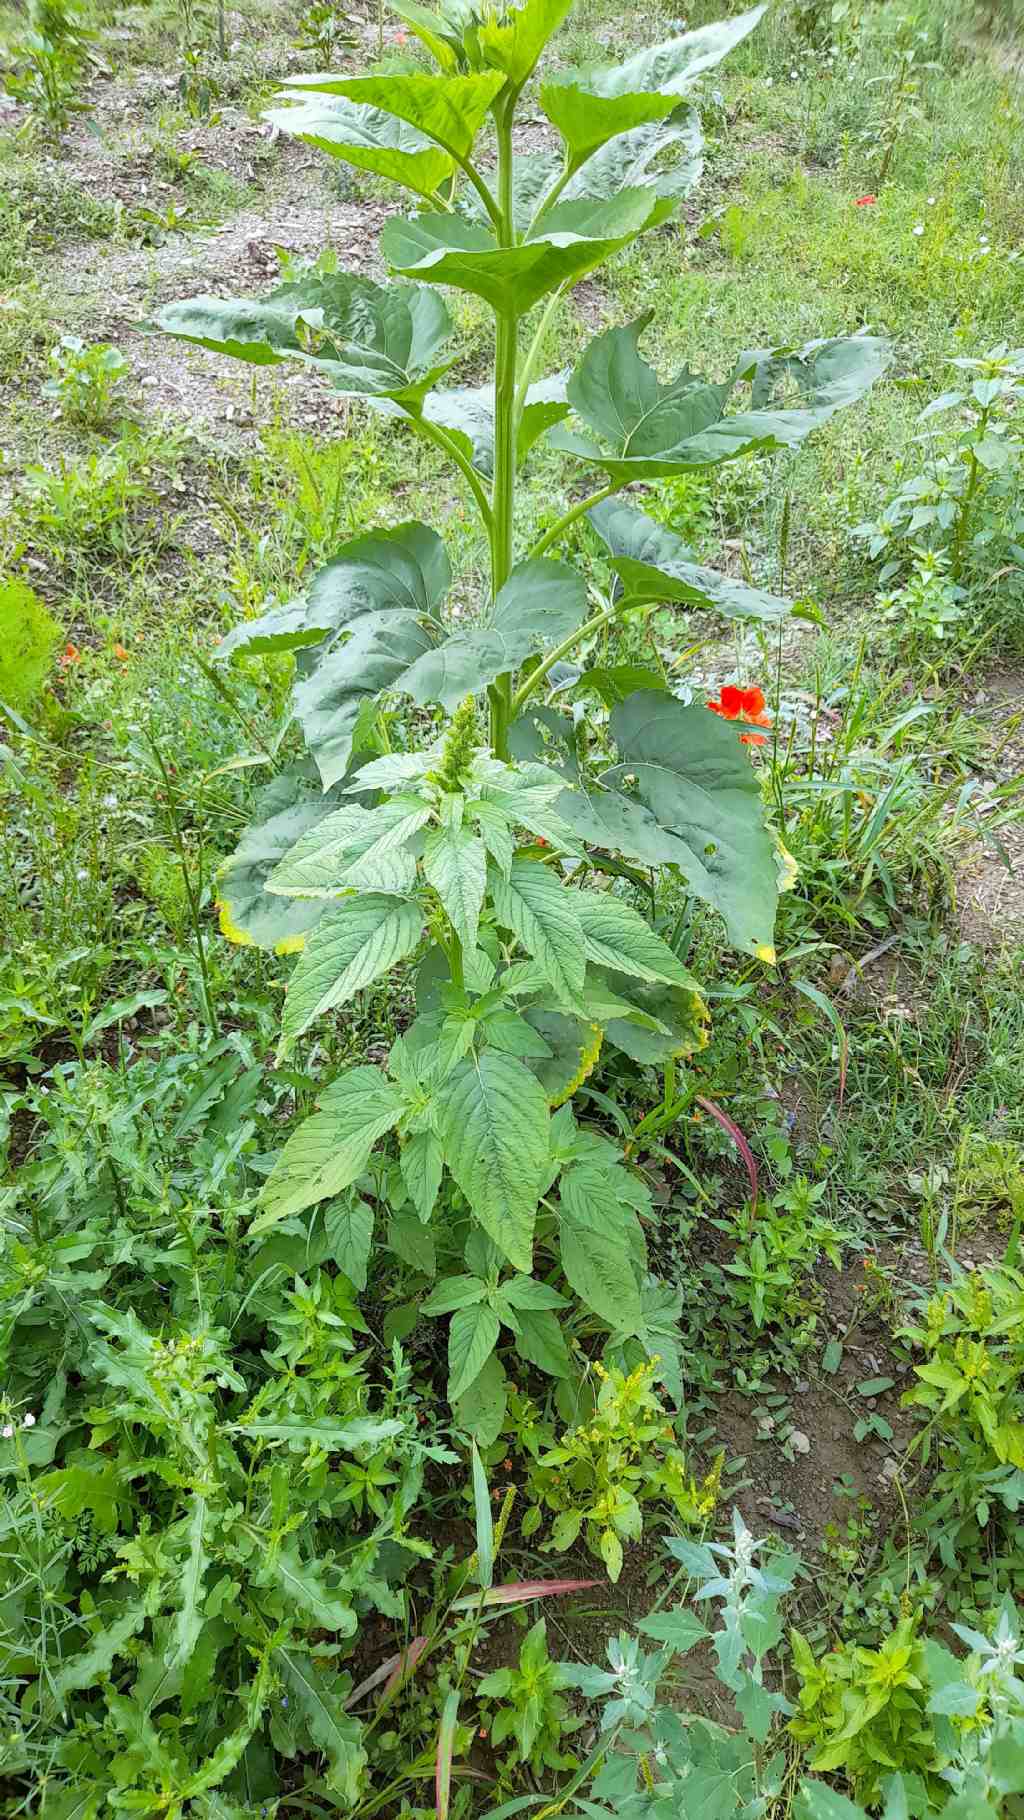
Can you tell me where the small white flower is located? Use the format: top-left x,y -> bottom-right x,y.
1,1426 -> 12,1440
765,75 -> 773,86
913,222 -> 924,236
22,1413 -> 35,1428
790,68 -> 798,77
927,196 -> 936,205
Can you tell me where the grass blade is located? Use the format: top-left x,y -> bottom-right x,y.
436,1690 -> 458,1820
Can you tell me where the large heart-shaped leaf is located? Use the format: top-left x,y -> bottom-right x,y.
588,4 -> 766,97
590,499 -> 792,623
276,70 -> 506,157
565,108 -> 703,205
215,768 -> 343,953
595,968 -> 709,1064
264,96 -> 457,201
552,324 -> 890,479
567,313 -> 729,456
310,520 -> 452,625
436,1051 -> 550,1271
156,274 -> 455,407
400,558 -> 587,710
601,691 -> 778,957
287,523 -> 450,789
278,894 -> 425,1056
539,77 -> 678,170
382,190 -> 675,314
295,611 -> 435,791
372,376 -> 568,477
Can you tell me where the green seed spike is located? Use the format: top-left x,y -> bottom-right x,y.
428,696 -> 481,796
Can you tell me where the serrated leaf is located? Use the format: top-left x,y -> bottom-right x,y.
491,858 -> 585,1004
171,1497 -> 208,1669
436,1052 -> 549,1270
477,0 -> 572,83
53,1600 -> 149,1697
598,968 -> 708,1064
590,6 -> 766,97
401,1128 -> 444,1222
261,1546 -> 356,1633
448,1305 -> 500,1402
515,1307 -> 573,1377
279,895 -> 424,1056
522,1007 -> 603,1107
421,1274 -> 487,1314
325,1195 -> 375,1290
565,107 -> 703,205
257,1066 -> 405,1225
456,1349 -> 508,1447
269,798 -> 431,899
574,892 -> 693,984
558,1164 -> 643,1334
229,1415 -> 402,1448
401,558 -> 587,710
423,824 -> 487,952
276,1651 -> 367,1802
389,1212 -> 437,1274
540,78 -> 677,170
555,328 -> 890,479
279,69 -> 506,153
266,95 -> 457,201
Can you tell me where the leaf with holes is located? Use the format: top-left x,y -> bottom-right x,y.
552,321 -> 889,479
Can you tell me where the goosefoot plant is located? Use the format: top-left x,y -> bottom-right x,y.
156,0 -> 888,1434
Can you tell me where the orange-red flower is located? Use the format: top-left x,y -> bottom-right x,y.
59,643 -> 82,668
706,684 -> 772,745
854,194 -> 876,207
113,642 -> 129,661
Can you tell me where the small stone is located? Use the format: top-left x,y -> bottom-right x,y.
789,1429 -> 811,1455
794,1379 -> 809,1395
881,1457 -> 900,1481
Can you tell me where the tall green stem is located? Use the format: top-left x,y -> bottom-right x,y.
489,95 -> 520,760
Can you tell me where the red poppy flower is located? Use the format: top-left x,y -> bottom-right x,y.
854,194 -> 876,207
706,684 -> 772,746
59,642 -> 82,667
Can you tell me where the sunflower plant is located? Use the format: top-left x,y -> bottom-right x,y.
155,0 -> 888,1434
